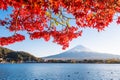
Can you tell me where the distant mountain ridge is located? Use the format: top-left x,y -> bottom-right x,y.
44,45 -> 120,60
1,46 -> 120,63
0,47 -> 42,63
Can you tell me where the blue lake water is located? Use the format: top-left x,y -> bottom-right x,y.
0,63 -> 120,80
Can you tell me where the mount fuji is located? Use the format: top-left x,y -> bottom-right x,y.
44,45 -> 120,60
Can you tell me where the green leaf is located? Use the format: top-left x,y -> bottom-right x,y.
55,21 -> 59,26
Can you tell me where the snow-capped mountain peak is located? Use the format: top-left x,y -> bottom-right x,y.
69,45 -> 91,52
44,45 -> 120,60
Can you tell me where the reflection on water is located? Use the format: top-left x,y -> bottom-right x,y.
0,63 -> 120,80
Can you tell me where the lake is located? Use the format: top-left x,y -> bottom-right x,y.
0,63 -> 120,80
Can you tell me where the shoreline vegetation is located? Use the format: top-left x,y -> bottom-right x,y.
1,58 -> 120,64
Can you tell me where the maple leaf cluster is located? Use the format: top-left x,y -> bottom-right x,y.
0,0 -> 120,49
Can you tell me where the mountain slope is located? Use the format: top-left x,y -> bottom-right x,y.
0,47 -> 39,63
45,45 -> 120,60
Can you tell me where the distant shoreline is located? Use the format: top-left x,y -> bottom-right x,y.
1,59 -> 120,64
0,62 -> 117,64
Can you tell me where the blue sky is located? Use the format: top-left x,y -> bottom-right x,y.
0,8 -> 120,57
3,22 -> 120,57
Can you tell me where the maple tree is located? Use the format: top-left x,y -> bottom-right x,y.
0,0 -> 120,49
